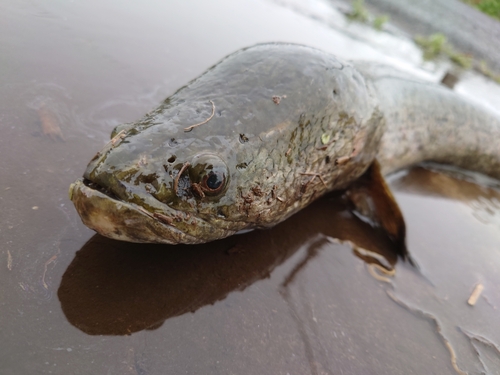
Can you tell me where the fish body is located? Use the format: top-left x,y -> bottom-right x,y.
69,43 -> 500,244
356,63 -> 500,178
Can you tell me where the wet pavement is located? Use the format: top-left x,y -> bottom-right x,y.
1,0 -> 500,374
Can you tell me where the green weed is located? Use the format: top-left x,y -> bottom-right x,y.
347,0 -> 369,23
414,33 -> 472,68
478,60 -> 500,83
373,15 -> 389,30
463,0 -> 500,20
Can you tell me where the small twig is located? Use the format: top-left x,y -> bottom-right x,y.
316,140 -> 336,150
367,263 -> 395,283
105,129 -> 126,147
153,212 -> 175,226
184,100 -> 215,132
7,250 -> 12,271
42,254 -> 58,289
137,206 -> 155,219
174,162 -> 191,195
300,172 -> 328,188
138,207 -> 176,227
335,155 -> 351,165
467,283 -> 484,306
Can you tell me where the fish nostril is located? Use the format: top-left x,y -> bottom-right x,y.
167,155 -> 176,163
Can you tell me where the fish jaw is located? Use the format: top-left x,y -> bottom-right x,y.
69,179 -> 237,244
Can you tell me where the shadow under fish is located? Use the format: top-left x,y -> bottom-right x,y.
58,179 -> 406,336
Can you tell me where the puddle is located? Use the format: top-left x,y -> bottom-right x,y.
1,0 -> 500,374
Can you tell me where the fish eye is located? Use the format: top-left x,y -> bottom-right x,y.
189,153 -> 228,197
201,171 -> 226,195
204,171 -> 224,191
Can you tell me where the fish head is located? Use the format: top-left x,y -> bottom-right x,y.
70,43 -> 382,244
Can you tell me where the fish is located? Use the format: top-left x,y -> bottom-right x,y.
69,43 -> 500,247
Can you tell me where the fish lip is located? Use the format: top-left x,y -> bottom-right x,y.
81,178 -> 121,200
69,179 -> 207,244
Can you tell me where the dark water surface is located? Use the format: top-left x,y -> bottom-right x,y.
1,1 -> 500,374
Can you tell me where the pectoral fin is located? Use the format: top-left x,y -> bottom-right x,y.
345,160 -> 412,263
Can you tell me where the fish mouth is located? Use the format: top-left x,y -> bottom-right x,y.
69,179 -> 235,245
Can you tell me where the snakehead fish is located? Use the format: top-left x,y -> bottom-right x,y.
69,43 -> 500,245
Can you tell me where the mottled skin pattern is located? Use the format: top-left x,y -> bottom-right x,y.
69,43 -> 500,244
355,63 -> 500,178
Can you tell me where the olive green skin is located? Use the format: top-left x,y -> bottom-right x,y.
355,63 -> 500,179
70,43 -> 500,244
70,43 -> 383,244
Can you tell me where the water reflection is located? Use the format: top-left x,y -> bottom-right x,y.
393,166 -> 500,230
58,192 -> 401,335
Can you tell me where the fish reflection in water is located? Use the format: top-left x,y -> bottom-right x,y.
58,189 -> 400,336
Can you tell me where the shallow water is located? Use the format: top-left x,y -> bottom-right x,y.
1,0 -> 500,374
